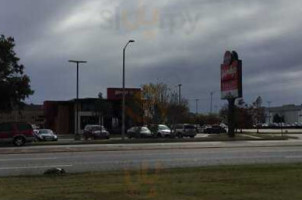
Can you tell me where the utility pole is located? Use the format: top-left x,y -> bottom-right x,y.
267,101 -> 272,124
68,60 -> 87,140
195,99 -> 199,114
210,91 -> 214,113
178,84 -> 182,104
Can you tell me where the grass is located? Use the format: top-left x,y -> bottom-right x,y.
1,163 -> 302,200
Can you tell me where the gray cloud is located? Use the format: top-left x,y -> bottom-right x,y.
1,0 -> 302,112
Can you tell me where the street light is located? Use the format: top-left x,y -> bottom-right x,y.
210,91 -> 215,114
69,60 -> 87,140
195,99 -> 199,114
178,84 -> 182,104
122,40 -> 135,140
267,101 -> 272,124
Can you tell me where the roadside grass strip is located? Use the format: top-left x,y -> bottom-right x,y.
0,163 -> 302,200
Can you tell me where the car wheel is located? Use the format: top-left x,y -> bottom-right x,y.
177,133 -> 183,138
157,133 -> 162,138
13,137 -> 26,146
190,136 -> 195,138
106,136 -> 110,139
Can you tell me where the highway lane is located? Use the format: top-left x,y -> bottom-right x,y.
1,145 -> 302,176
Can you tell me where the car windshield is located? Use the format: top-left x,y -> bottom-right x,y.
87,126 -> 105,131
158,125 -> 169,130
185,125 -> 195,129
39,130 -> 51,134
141,127 -> 149,131
91,126 -> 101,131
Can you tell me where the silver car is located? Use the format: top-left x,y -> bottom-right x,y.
83,125 -> 110,140
127,126 -> 153,138
35,129 -> 58,141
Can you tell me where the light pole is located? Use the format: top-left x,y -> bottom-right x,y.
267,101 -> 272,124
178,84 -> 182,104
69,60 -> 87,140
122,40 -> 135,140
210,91 -> 214,114
195,99 -> 199,114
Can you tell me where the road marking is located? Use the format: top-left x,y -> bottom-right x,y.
0,157 -> 58,162
0,164 -> 72,170
285,155 -> 302,159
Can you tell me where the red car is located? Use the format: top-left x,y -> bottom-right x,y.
0,122 -> 35,146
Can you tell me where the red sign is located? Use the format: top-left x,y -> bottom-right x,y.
221,51 -> 242,99
107,88 -> 141,100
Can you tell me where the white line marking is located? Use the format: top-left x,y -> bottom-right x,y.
0,164 -> 72,170
0,157 -> 58,162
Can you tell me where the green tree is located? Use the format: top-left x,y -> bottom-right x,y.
142,83 -> 170,124
142,83 -> 190,126
220,99 -> 253,133
0,35 -> 34,112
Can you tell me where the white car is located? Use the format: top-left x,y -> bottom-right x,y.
156,124 -> 173,138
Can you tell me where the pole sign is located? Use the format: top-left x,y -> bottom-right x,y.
221,51 -> 242,99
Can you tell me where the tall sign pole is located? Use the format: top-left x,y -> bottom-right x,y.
221,51 -> 242,137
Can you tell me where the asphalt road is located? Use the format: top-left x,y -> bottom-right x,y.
1,141 -> 302,176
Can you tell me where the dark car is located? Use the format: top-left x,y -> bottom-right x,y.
83,125 -> 110,140
34,129 -> 58,141
0,122 -> 35,146
204,125 -> 227,134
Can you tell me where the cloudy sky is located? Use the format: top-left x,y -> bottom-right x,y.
1,0 -> 302,113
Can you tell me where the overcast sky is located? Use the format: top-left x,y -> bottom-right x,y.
1,0 -> 302,113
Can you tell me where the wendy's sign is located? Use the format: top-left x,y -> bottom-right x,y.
221,51 -> 242,99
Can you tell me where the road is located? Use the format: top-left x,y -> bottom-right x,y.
1,140 -> 302,176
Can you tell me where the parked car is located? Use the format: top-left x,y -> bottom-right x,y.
173,124 -> 197,138
83,125 -> 110,140
194,124 -> 203,133
0,122 -> 35,146
127,126 -> 153,138
35,129 -> 58,141
149,124 -> 174,138
204,125 -> 227,134
219,123 -> 228,129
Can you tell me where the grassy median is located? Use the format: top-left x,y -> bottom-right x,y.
1,163 -> 302,200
